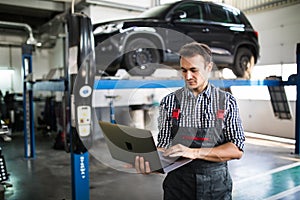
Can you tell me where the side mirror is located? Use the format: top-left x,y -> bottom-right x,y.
171,11 -> 187,21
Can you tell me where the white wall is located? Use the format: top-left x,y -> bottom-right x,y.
0,47 -> 22,93
89,5 -> 142,24
237,99 -> 295,139
0,37 -> 65,93
228,62 -> 297,139
229,4 -> 300,138
246,4 -> 300,66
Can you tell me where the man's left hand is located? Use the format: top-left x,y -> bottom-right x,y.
163,144 -> 197,159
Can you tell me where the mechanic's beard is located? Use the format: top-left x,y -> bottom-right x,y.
186,80 -> 208,95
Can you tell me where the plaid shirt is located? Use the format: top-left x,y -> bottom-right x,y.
157,84 -> 245,151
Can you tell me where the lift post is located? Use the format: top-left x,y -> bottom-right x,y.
295,43 -> 300,154
22,44 -> 35,159
25,12 -> 95,199
67,13 -> 95,200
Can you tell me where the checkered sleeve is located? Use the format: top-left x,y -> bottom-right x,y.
156,94 -> 176,148
224,93 -> 245,151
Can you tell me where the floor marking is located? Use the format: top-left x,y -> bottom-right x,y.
235,161 -> 300,184
245,132 -> 295,144
263,185 -> 300,200
233,162 -> 300,200
276,156 -> 300,162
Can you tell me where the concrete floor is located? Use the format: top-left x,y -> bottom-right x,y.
1,131 -> 300,200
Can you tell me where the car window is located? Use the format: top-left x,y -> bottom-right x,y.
173,3 -> 203,22
208,4 -> 238,24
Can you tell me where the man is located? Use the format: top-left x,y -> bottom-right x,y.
135,42 -> 245,199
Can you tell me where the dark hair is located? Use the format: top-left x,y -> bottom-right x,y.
179,42 -> 212,63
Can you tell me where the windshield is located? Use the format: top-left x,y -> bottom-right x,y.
139,3 -> 171,18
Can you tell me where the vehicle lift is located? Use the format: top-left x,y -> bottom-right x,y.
23,11 -> 300,200
23,13 -> 94,200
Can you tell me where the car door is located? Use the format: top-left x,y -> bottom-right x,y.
204,3 -> 245,59
164,1 -> 211,53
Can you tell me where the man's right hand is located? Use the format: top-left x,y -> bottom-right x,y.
134,148 -> 166,174
135,156 -> 151,174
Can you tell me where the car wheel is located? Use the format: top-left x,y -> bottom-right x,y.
233,48 -> 255,79
123,38 -> 160,76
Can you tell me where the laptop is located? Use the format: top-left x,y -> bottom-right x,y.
99,121 -> 192,173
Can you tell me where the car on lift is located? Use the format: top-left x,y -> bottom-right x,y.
93,0 -> 260,79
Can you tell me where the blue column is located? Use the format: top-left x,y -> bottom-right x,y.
22,44 -> 35,159
71,152 -> 90,200
295,43 -> 300,154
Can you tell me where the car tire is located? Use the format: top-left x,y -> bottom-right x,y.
123,38 -> 160,76
233,48 -> 255,79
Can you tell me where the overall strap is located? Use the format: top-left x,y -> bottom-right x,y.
171,89 -> 182,139
216,88 -> 226,121
170,87 -> 227,138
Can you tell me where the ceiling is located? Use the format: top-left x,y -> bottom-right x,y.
0,0 -> 89,47
0,0 -> 149,47
0,0 -> 74,31
0,0 -> 145,32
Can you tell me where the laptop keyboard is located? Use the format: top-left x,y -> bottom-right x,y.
158,151 -> 178,167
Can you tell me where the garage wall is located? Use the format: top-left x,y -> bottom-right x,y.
246,3 -> 300,65
88,5 -> 143,24
237,99 -> 295,139
0,37 -> 65,94
0,47 -> 20,93
232,4 -> 300,138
